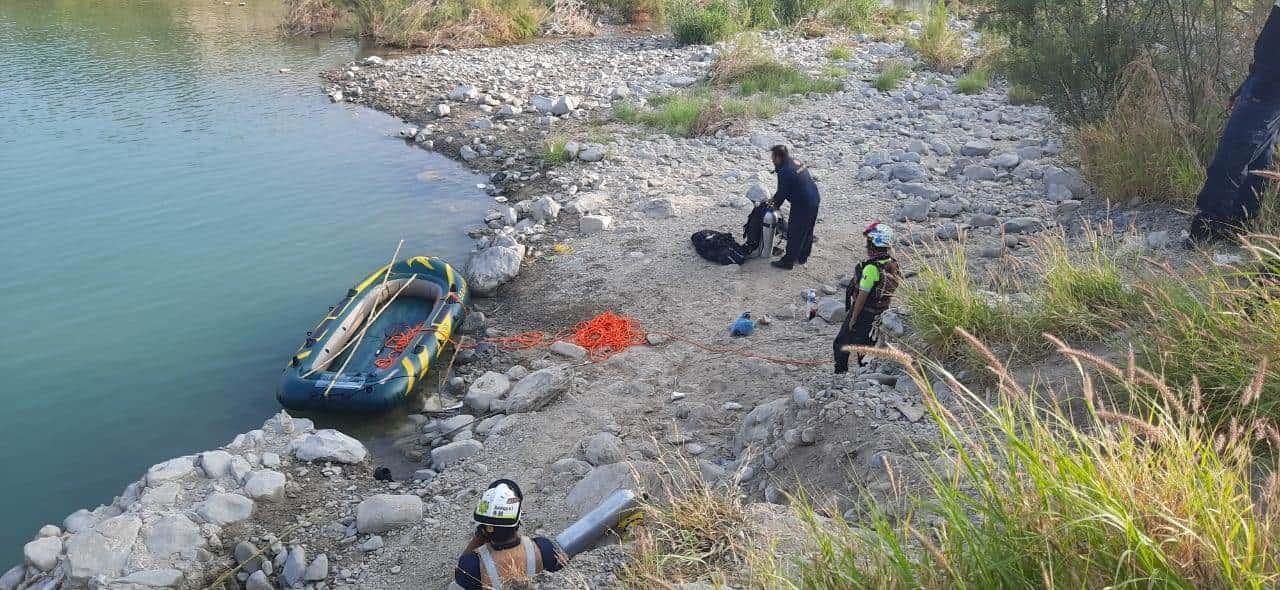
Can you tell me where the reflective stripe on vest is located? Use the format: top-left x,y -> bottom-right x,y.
476,536 -> 540,590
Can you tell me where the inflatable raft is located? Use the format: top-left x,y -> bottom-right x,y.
278,256 -> 469,413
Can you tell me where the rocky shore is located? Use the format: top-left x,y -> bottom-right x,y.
6,27 -> 1206,590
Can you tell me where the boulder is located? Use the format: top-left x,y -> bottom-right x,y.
289,430 -> 368,464
195,493 -> 254,526
580,215 -> 613,235
466,245 -> 523,296
245,571 -> 272,590
197,450 -> 234,479
115,569 -> 184,588
234,541 -> 264,573
143,514 -> 205,560
356,495 -> 424,533
745,183 -> 769,203
896,198 -> 930,222
567,461 -> 657,517
0,566 -> 25,590
145,457 -> 195,486
243,470 -> 287,502
960,140 -> 995,157
550,340 -> 588,360
814,297 -> 845,324
464,371 -> 511,412
23,537 -> 62,572
501,367 -> 571,413
530,95 -> 555,113
531,196 -> 561,223
550,458 -> 592,476
460,145 -> 479,162
63,509 -> 98,534
281,545 -> 306,588
735,397 -> 787,453
65,514 -> 142,581
448,84 -> 478,101
304,554 -> 329,582
578,144 -> 606,162
991,152 -> 1021,169
550,95 -> 580,115
640,198 -> 678,218
141,482 -> 180,507
430,439 -> 483,468
434,103 -> 450,118
583,432 -> 626,466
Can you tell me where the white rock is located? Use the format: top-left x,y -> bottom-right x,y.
355,495 -> 424,533
304,554 -> 329,582
281,545 -> 306,588
262,452 -> 281,468
567,461 -> 657,517
360,56 -> 385,67
141,482 -> 180,507
464,372 -> 511,412
195,493 -> 255,526
584,432 -> 625,466
448,84 -> 479,101
37,525 -> 60,538
289,430 -> 368,463
735,397 -> 787,453
435,103 -> 451,118
550,95 -> 579,115
245,570 -> 272,590
229,456 -> 252,483
23,537 -> 61,572
65,514 -> 142,581
550,340 -> 588,360
745,183 -> 770,203
145,457 -> 195,485
0,566 -> 24,590
143,514 -> 205,561
531,95 -> 555,113
580,214 -> 613,235
815,297 -> 845,324
430,439 -> 483,468
578,144 -> 606,162
501,367 -> 571,413
531,196 -> 561,223
116,569 -> 184,588
197,451 -> 234,479
460,145 -> 479,162
243,470 -> 287,502
63,510 -> 98,534
465,245 -> 523,296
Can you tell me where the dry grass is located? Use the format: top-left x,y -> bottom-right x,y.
348,0 -> 548,48
282,0 -> 347,35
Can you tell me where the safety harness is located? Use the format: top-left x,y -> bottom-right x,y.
475,536 -> 542,590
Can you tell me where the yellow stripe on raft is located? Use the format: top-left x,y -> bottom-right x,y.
408,256 -> 435,270
295,350 -> 312,360
444,263 -> 455,288
354,265 -> 390,294
401,358 -> 415,393
435,315 -> 453,347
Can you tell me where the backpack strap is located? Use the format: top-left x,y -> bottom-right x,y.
476,545 -> 503,590
521,536 -> 538,576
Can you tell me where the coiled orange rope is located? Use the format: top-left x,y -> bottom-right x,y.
373,322 -> 427,369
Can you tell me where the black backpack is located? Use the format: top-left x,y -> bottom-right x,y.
690,230 -> 749,265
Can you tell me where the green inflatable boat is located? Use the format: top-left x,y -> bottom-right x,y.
278,256 -> 469,413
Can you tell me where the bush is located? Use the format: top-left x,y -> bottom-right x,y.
827,44 -> 852,61
774,0 -> 823,25
712,34 -> 843,95
666,0 -> 738,45
614,90 -> 781,136
603,0 -> 663,22
1006,83 -> 1038,105
738,0 -> 780,28
818,0 -> 879,32
907,1 -> 964,71
282,0 -> 347,35
344,0 -> 547,47
795,340 -> 1280,589
872,59 -> 910,92
954,68 -> 989,94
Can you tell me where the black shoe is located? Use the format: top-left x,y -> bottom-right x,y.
1185,213 -> 1239,248
771,260 -> 794,270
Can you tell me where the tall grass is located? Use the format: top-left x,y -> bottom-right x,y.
666,0 -> 739,45
907,1 -> 964,71
795,338 -> 1280,589
828,44 -> 852,61
953,68 -> 988,94
1006,84 -> 1038,105
343,0 -> 547,47
817,0 -> 879,32
282,0 -> 348,34
613,90 -> 781,137
872,59 -> 911,92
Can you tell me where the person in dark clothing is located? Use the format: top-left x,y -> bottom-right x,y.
768,145 -> 821,269
1189,1 -> 1280,243
452,480 -> 566,590
834,223 -> 900,374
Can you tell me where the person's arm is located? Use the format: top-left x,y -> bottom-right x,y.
463,528 -> 488,554
844,264 -> 879,327
846,290 -> 870,329
772,167 -> 794,209
534,537 -> 568,572
453,554 -> 483,590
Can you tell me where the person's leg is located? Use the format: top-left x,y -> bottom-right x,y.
1195,75 -> 1280,227
833,322 -> 852,374
848,312 -> 876,367
782,205 -> 816,264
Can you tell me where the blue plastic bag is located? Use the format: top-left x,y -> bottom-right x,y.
730,312 -> 754,337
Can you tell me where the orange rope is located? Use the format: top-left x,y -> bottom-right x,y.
373,322 -> 428,369
471,311 -> 824,366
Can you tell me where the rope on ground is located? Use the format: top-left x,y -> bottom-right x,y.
469,310 -> 826,367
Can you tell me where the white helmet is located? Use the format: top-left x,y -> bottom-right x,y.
474,479 -> 523,527
864,222 -> 894,248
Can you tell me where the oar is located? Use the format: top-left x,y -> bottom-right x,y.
317,275 -> 419,398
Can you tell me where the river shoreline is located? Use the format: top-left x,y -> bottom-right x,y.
4,27 -> 1199,590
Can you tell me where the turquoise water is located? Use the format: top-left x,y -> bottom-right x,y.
0,0 -> 486,559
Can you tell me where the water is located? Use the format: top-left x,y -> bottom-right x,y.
0,0 -> 488,559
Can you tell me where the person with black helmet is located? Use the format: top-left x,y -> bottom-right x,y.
834,223 -> 901,374
450,480 -> 567,590
768,144 -> 822,269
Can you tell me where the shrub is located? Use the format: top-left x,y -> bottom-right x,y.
542,136 -> 571,165
604,0 -> 663,22
907,1 -> 964,71
819,0 -> 879,32
827,44 -> 852,61
739,0 -> 780,28
1006,83 -> 1038,105
954,68 -> 989,94
345,0 -> 547,47
795,339 -> 1280,589
666,0 -> 738,45
872,59 -> 910,92
774,0 -> 823,25
712,34 -> 842,96
282,0 -> 347,35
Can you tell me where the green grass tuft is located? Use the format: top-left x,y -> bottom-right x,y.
666,0 -> 738,45
873,60 -> 911,92
954,69 -> 990,95
907,0 -> 965,71
828,45 -> 852,61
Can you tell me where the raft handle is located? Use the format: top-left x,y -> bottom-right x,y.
290,357 -> 300,367
305,337 -> 317,347
412,344 -> 425,354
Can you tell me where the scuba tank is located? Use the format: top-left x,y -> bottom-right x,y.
751,206 -> 781,259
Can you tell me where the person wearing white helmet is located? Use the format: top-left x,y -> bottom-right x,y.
451,479 -> 567,590
834,222 -> 902,373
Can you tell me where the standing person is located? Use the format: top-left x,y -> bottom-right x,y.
1189,0 -> 1280,243
768,145 -> 822,269
451,480 -> 567,590
834,223 -> 900,374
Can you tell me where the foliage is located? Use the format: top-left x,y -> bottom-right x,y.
613,90 -> 780,136
1006,83 -> 1038,105
954,68 -> 989,94
774,0 -> 824,25
827,44 -> 852,61
343,0 -> 547,47
666,0 -> 739,45
818,0 -> 880,32
282,0 -> 348,35
795,338 -> 1280,589
907,1 -> 964,71
872,59 -> 911,92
